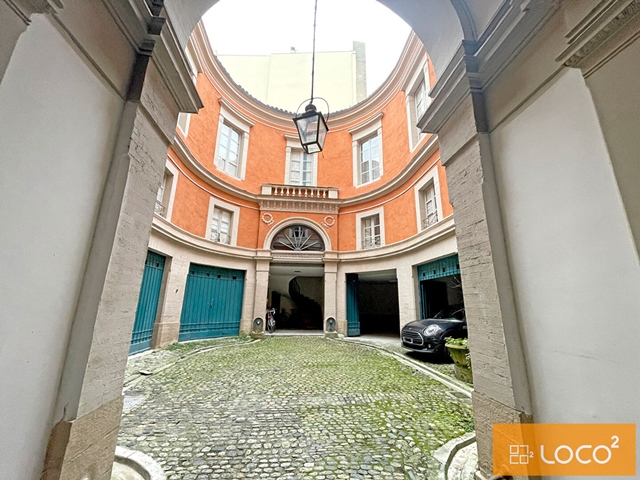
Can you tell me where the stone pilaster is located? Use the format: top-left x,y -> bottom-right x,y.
151,253 -> 190,349
323,253 -> 339,330
252,251 -> 272,323
437,94 -> 533,478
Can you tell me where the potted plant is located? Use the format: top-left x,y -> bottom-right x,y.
445,337 -> 472,384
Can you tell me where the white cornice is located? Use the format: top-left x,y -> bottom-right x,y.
189,22 -> 426,132
338,215 -> 456,262
152,215 -> 257,260
171,136 -> 257,204
151,211 -> 456,263
174,132 -> 439,211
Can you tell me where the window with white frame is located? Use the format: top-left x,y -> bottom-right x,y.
355,206 -> 385,250
217,122 -> 241,176
361,214 -> 382,249
421,182 -> 438,228
404,57 -> 431,149
177,113 -> 190,136
210,206 -> 232,244
214,101 -> 253,180
350,114 -> 383,187
284,135 -> 318,186
413,165 -> 443,231
289,150 -> 313,186
359,134 -> 381,185
206,197 -> 240,246
154,164 -> 178,219
415,78 -> 428,120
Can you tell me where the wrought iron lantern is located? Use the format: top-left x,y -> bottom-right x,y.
293,103 -> 328,154
292,0 -> 329,153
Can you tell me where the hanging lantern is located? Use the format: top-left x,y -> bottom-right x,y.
293,103 -> 329,154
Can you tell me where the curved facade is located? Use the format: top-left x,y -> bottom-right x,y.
145,25 -> 459,347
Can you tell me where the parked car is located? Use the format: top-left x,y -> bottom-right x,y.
401,304 -> 466,356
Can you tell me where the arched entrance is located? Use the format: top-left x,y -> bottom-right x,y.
268,224 -> 326,331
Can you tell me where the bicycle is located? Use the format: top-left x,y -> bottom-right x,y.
265,307 -> 276,333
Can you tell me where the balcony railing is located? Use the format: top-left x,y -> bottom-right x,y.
261,184 -> 339,199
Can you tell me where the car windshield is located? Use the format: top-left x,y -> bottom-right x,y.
433,305 -> 465,320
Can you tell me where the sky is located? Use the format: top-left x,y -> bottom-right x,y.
202,0 -> 412,102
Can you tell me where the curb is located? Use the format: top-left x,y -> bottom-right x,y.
333,337 -> 473,398
123,338 -> 259,390
432,432 -> 477,479
114,446 -> 166,480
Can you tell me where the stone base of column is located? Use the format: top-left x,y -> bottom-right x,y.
472,391 -> 534,480
324,332 -> 339,338
251,332 -> 265,339
42,396 -> 123,480
151,321 -> 180,349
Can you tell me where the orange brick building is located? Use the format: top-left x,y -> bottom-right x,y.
136,24 -> 460,349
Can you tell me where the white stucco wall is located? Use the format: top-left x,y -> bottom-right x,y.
490,69 -> 640,434
0,17 -> 124,478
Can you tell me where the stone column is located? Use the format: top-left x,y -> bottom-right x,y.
396,264 -> 418,330
151,253 -> 190,349
323,253 -> 339,332
436,94 -> 533,478
40,5 -> 202,476
252,250 -> 272,324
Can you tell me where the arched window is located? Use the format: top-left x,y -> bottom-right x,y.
271,225 -> 325,252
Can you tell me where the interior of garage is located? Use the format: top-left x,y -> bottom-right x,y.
417,255 -> 464,319
356,270 -> 400,335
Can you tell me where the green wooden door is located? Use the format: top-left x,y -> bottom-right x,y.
179,264 -> 245,341
130,251 -> 165,354
346,273 -> 360,336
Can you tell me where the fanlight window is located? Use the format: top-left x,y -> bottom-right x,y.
271,225 -> 325,252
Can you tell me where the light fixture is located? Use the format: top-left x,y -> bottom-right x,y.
292,0 -> 329,154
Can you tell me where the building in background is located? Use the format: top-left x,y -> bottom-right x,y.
147,27 -> 447,349
217,41 -> 367,111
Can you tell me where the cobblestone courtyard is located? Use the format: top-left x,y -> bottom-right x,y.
119,337 -> 474,479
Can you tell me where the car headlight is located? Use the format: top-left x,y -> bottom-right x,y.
423,325 -> 442,336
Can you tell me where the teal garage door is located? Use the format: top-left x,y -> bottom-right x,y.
346,273 -> 360,336
130,251 -> 166,354
179,264 -> 245,341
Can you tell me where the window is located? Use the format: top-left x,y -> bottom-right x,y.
284,135 -> 318,186
404,56 -> 431,149
217,123 -> 241,176
210,206 -> 232,244
421,182 -> 438,228
362,214 -> 381,249
359,134 -> 381,184
271,224 -> 325,251
415,78 -> 428,120
177,113 -> 190,136
350,113 -> 383,187
154,163 -> 178,220
289,150 -> 313,186
214,100 -> 253,180
414,166 -> 443,231
206,197 -> 240,246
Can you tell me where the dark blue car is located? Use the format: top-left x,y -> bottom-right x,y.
401,304 -> 466,355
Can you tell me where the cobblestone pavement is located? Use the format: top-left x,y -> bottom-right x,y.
342,336 -> 456,379
124,336 -> 252,385
119,337 -> 474,479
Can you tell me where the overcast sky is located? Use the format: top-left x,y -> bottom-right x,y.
202,0 -> 411,100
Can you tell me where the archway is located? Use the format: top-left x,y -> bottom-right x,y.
267,223 -> 326,331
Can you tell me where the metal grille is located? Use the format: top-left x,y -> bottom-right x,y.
417,254 -> 460,281
402,330 -> 424,346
